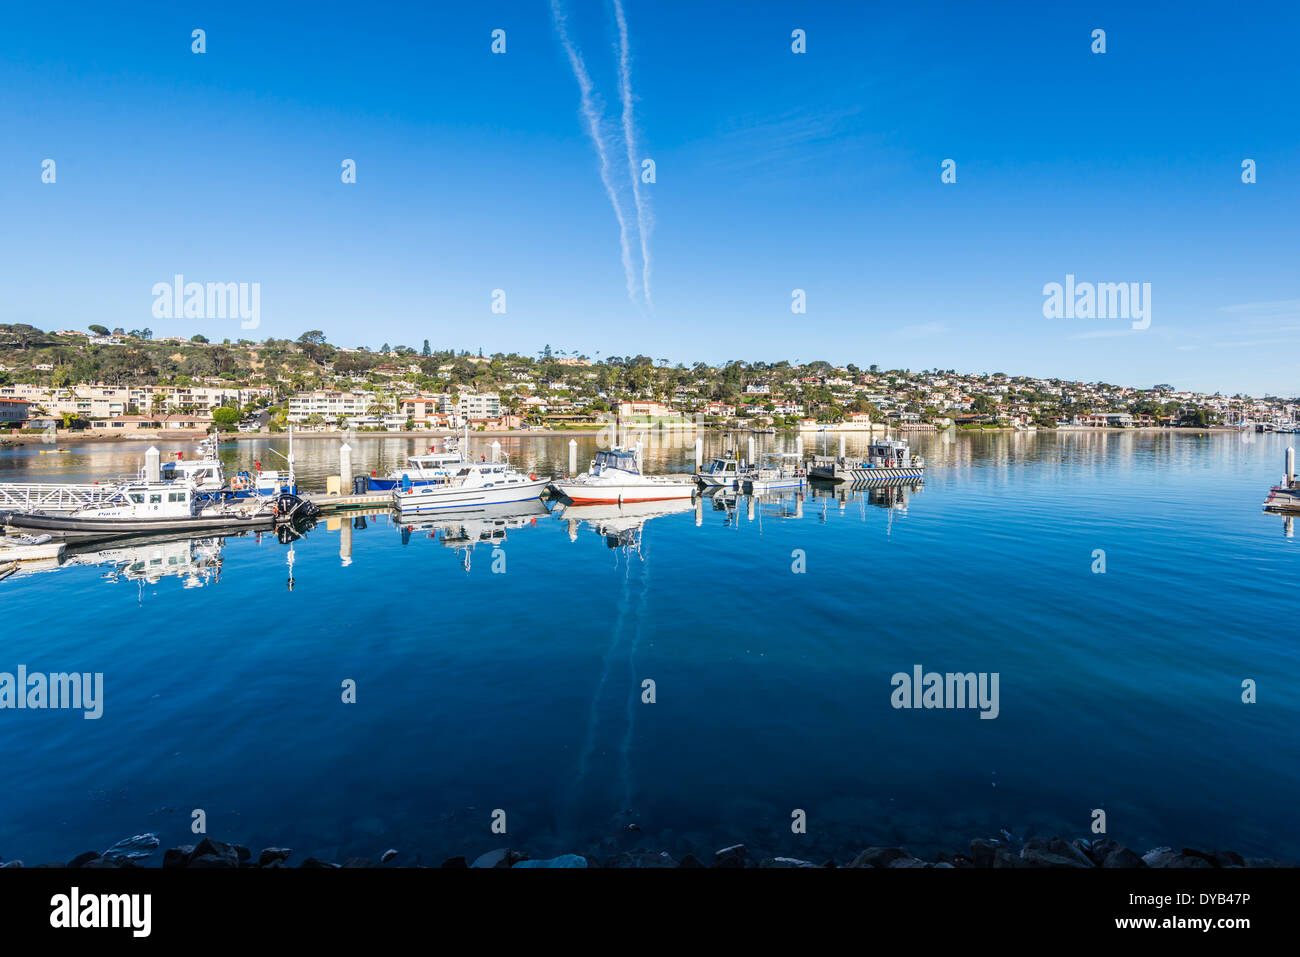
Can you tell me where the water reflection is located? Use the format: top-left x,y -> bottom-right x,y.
397,499 -> 548,571
552,499 -> 694,557
9,530 -> 239,588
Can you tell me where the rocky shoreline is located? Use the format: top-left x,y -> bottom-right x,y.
2,834 -> 1293,869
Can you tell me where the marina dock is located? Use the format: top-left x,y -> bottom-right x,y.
302,491 -> 392,512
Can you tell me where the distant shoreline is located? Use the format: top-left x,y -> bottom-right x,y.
0,425 -> 1251,447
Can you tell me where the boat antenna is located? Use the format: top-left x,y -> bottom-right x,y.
265,424 -> 297,492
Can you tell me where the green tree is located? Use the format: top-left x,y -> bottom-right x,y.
211,406 -> 241,430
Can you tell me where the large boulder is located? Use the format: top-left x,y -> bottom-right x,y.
1142,847 -> 1212,868
257,847 -> 293,867
848,846 -> 908,868
713,845 -> 748,868
1020,838 -> 1094,868
470,848 -> 511,869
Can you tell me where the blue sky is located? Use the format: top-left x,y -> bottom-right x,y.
1,0 -> 1298,395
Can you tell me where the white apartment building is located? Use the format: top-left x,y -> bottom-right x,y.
288,391 -> 371,423
458,393 -> 500,419
0,383 -> 255,418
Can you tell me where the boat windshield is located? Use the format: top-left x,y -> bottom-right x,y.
596,450 -> 638,471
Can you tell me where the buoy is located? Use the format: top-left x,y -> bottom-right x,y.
529,473 -> 537,480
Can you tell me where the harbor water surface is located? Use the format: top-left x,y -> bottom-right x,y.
1,431 -> 1297,865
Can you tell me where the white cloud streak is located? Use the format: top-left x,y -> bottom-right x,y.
550,0 -> 639,302
613,0 -> 653,307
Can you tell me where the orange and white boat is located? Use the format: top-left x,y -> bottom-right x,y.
548,449 -> 696,505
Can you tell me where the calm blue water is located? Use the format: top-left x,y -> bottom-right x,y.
1,430 -> 1297,865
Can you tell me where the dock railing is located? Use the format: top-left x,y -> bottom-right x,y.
0,482 -> 124,513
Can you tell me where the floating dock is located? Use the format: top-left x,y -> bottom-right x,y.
302,491 -> 392,513
1263,447 -> 1299,513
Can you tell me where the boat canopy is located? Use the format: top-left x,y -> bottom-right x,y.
595,450 -> 639,472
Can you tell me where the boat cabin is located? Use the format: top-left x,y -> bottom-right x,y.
81,481 -> 199,519
593,450 -> 641,475
699,456 -> 742,479
160,457 -> 224,490
864,439 -> 914,468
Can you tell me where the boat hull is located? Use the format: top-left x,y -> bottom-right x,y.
745,478 -> 807,493
393,478 -> 550,513
0,510 -> 275,540
808,465 -> 925,482
549,481 -> 696,505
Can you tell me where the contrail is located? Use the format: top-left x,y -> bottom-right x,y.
613,0 -> 654,306
550,0 -> 639,302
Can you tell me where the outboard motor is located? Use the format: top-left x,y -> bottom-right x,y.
273,492 -> 321,524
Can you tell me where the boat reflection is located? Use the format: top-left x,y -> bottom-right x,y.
9,530 -> 245,588
396,499 -> 547,570
552,498 -> 694,556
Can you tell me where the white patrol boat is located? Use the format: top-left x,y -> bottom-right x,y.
367,433 -> 468,491
808,437 -> 925,482
740,452 -> 808,493
0,479 -> 278,539
392,459 -> 550,513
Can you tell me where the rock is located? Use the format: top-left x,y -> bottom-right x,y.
233,845 -> 252,863
440,856 -> 468,868
298,857 -> 341,868
970,839 -> 1000,868
678,854 -> 705,868
759,857 -> 817,868
1096,843 -> 1146,868
257,847 -> 293,867
190,838 -> 240,867
608,849 -> 677,868
83,858 -> 125,868
1019,838 -> 1093,868
470,848 -> 510,869
380,849 -> 398,864
713,844 -> 748,868
513,854 -> 589,868
1213,850 -> 1245,868
848,846 -> 908,868
1142,847 -> 1212,868
993,848 -> 1027,868
343,858 -> 377,868
886,857 -> 931,868
0,861 -> 23,868
101,833 -> 161,862
506,850 -> 528,867
68,851 -> 102,868
163,845 -> 195,869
